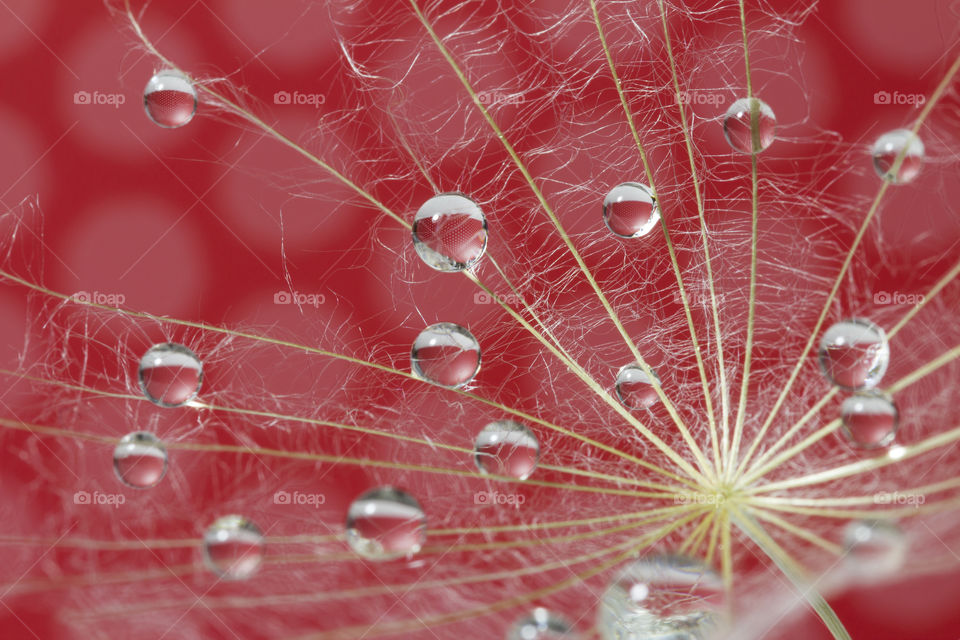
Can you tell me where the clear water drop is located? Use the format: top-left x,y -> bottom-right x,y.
598,554 -> 723,640
474,420 -> 539,480
723,97 -> 776,154
410,322 -> 480,388
412,193 -> 488,272
871,129 -> 924,184
843,520 -> 906,578
841,391 -> 899,449
603,182 -> 661,238
615,364 -> 662,410
113,431 -> 168,489
202,515 -> 264,580
818,319 -> 889,390
508,608 -> 575,639
138,343 -> 203,407
346,487 -> 427,560
144,70 -> 198,128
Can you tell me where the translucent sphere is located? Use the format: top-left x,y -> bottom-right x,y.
138,343 -> 203,407
412,193 -> 488,272
723,97 -> 776,153
508,608 -> 575,639
202,515 -> 264,580
474,420 -> 539,480
841,391 -> 899,449
346,487 -> 427,560
603,182 -> 661,238
818,319 -> 890,390
143,70 -> 198,128
843,520 -> 906,579
615,364 -> 662,410
113,431 -> 168,489
410,322 -> 481,388
871,129 -> 924,184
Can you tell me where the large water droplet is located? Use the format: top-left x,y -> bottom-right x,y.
508,608 -> 575,639
818,319 -> 889,390
346,487 -> 427,560
602,182 -> 661,239
144,70 -> 198,128
412,193 -> 488,272
411,322 -> 480,388
841,391 -> 899,449
138,343 -> 203,407
203,515 -> 264,580
872,129 -> 924,184
113,431 -> 168,489
615,364 -> 661,410
598,554 -> 723,640
843,520 -> 906,579
474,420 -> 539,480
723,97 -> 776,154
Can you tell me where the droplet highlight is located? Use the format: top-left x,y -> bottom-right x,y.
203,515 -> 264,580
113,431 -> 168,489
615,364 -> 661,410
818,319 -> 889,390
602,182 -> 661,238
843,520 -> 906,578
598,554 -> 723,640
144,70 -> 198,128
138,343 -> 203,408
508,608 -> 575,639
723,97 -> 776,154
872,129 -> 924,184
474,420 -> 539,480
411,322 -> 480,388
412,193 -> 488,272
841,391 -> 899,449
346,487 -> 427,561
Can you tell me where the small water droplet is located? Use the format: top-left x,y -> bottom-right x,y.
202,515 -> 264,580
474,420 -> 539,480
412,193 -> 488,272
843,520 -> 906,578
615,364 -> 661,410
818,319 -> 889,390
872,129 -> 924,184
508,608 -> 575,639
723,97 -> 776,153
411,322 -> 480,388
138,343 -> 203,407
598,554 -> 723,640
602,182 -> 661,238
113,431 -> 167,489
346,487 -> 427,560
144,70 -> 198,128
841,391 -> 899,449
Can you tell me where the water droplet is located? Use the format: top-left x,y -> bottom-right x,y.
843,520 -> 906,578
138,343 -> 203,407
615,364 -> 662,410
346,487 -> 427,560
602,182 -> 661,238
508,608 -> 575,639
598,554 -> 723,640
113,431 -> 168,489
872,129 -> 924,184
202,515 -> 264,580
144,70 -> 198,128
841,391 -> 899,449
474,420 -> 539,480
410,322 -> 480,388
818,319 -> 890,390
412,193 -> 488,272
723,97 -> 776,154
